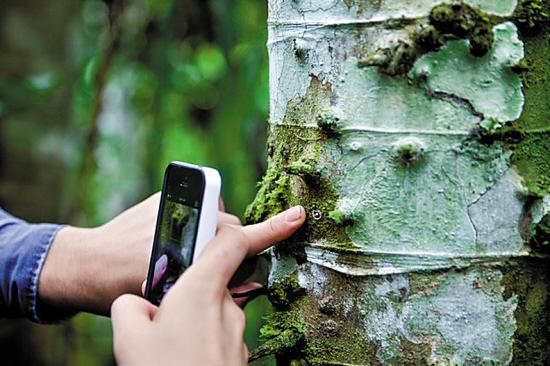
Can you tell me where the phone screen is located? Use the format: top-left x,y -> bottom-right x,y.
145,164 -> 205,305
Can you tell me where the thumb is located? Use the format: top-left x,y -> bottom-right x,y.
189,206 -> 306,289
240,206 -> 305,251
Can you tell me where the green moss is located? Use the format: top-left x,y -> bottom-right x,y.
304,328 -> 380,366
268,273 -> 306,310
316,111 -> 342,137
511,134 -> 550,197
287,157 -> 321,184
302,292 -> 380,365
260,311 -> 305,342
394,140 -> 425,166
244,168 -> 290,223
525,280 -> 547,316
327,209 -> 354,227
511,57 -> 529,74
429,3 -> 495,57
415,24 -> 444,50
510,28 -> 549,133
500,260 -> 550,365
469,22 -> 495,56
250,310 -> 306,362
512,0 -> 550,34
507,8 -> 549,196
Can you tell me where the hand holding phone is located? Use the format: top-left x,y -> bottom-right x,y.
112,206 -> 306,366
144,161 -> 221,305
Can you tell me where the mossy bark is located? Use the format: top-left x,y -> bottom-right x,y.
247,1 -> 549,364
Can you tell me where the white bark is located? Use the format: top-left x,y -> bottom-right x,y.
258,0 -> 549,364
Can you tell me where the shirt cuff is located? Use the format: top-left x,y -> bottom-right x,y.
24,223 -> 78,323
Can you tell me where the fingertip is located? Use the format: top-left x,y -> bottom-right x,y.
283,205 -> 306,225
273,205 -> 306,235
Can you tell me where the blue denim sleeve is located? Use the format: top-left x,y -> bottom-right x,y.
0,208 -> 74,323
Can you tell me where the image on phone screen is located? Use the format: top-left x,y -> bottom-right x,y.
146,167 -> 203,305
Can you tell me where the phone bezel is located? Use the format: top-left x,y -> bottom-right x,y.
144,162 -> 206,304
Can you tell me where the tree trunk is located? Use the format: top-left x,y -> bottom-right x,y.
246,0 -> 549,364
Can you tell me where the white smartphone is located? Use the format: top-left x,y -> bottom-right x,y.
145,161 -> 221,305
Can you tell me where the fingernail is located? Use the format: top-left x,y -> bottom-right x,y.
285,206 -> 303,223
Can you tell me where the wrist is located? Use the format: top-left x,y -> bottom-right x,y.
92,222 -> 150,305
38,226 -> 97,313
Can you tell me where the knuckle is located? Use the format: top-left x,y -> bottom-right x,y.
219,225 -> 247,249
269,216 -> 278,233
219,213 -> 242,226
229,214 -> 242,225
268,213 -> 284,235
233,229 -> 250,254
218,223 -> 238,236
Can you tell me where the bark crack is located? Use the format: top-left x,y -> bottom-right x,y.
466,181 -> 498,250
423,83 -> 485,121
451,150 -> 479,246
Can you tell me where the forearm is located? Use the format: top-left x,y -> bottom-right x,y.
0,195 -> 157,320
38,224 -> 149,315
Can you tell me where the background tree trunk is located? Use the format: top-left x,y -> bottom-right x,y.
247,0 -> 549,364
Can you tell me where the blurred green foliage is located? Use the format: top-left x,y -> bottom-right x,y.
0,0 -> 273,364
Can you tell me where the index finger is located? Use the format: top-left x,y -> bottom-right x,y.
190,206 -> 305,288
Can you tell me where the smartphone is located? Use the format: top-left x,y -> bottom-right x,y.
145,161 -> 221,305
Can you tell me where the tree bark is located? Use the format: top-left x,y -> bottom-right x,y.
247,0 -> 549,364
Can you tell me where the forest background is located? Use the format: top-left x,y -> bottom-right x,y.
0,0 -> 273,365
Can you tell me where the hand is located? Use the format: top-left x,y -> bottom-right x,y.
111,206 -> 306,366
38,193 -> 241,315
